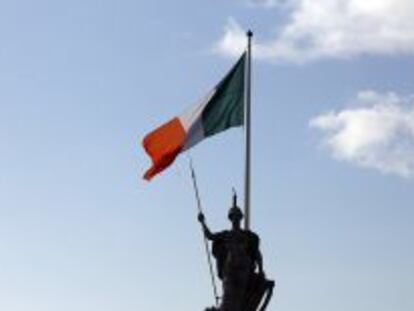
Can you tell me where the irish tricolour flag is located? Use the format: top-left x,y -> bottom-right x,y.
142,53 -> 246,180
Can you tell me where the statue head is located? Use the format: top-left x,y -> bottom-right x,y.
228,191 -> 243,226
228,206 -> 243,221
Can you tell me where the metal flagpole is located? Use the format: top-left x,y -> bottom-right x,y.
244,30 -> 253,230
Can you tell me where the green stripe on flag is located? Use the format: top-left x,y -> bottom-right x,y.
201,53 -> 245,137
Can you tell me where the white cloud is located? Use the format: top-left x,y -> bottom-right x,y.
216,0 -> 414,63
310,90 -> 414,177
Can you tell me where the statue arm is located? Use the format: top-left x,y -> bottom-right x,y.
257,249 -> 264,275
201,222 -> 216,240
253,234 -> 264,275
198,213 -> 217,241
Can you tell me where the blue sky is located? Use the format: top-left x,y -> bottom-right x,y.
1,1 -> 413,310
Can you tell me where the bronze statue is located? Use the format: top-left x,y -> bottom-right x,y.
198,194 -> 274,311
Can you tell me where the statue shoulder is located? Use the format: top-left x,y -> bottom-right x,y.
212,230 -> 229,258
245,230 -> 260,240
216,230 -> 230,239
211,230 -> 230,243
244,230 -> 260,247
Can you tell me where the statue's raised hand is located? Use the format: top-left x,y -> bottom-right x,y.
198,212 -> 205,224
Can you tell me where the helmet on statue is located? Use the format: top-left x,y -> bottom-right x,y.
228,191 -> 244,221
228,206 -> 243,221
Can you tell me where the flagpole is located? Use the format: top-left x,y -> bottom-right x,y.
244,30 -> 253,230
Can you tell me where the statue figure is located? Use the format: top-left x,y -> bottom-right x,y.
198,194 -> 274,311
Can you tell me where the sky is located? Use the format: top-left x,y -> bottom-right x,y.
0,0 -> 413,310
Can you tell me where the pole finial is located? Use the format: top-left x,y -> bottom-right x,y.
247,30 -> 253,37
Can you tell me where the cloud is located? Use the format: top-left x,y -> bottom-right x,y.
310,90 -> 414,177
216,0 -> 414,63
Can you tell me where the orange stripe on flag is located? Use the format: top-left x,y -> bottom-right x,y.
142,117 -> 187,180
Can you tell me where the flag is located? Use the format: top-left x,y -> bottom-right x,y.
142,52 -> 246,180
